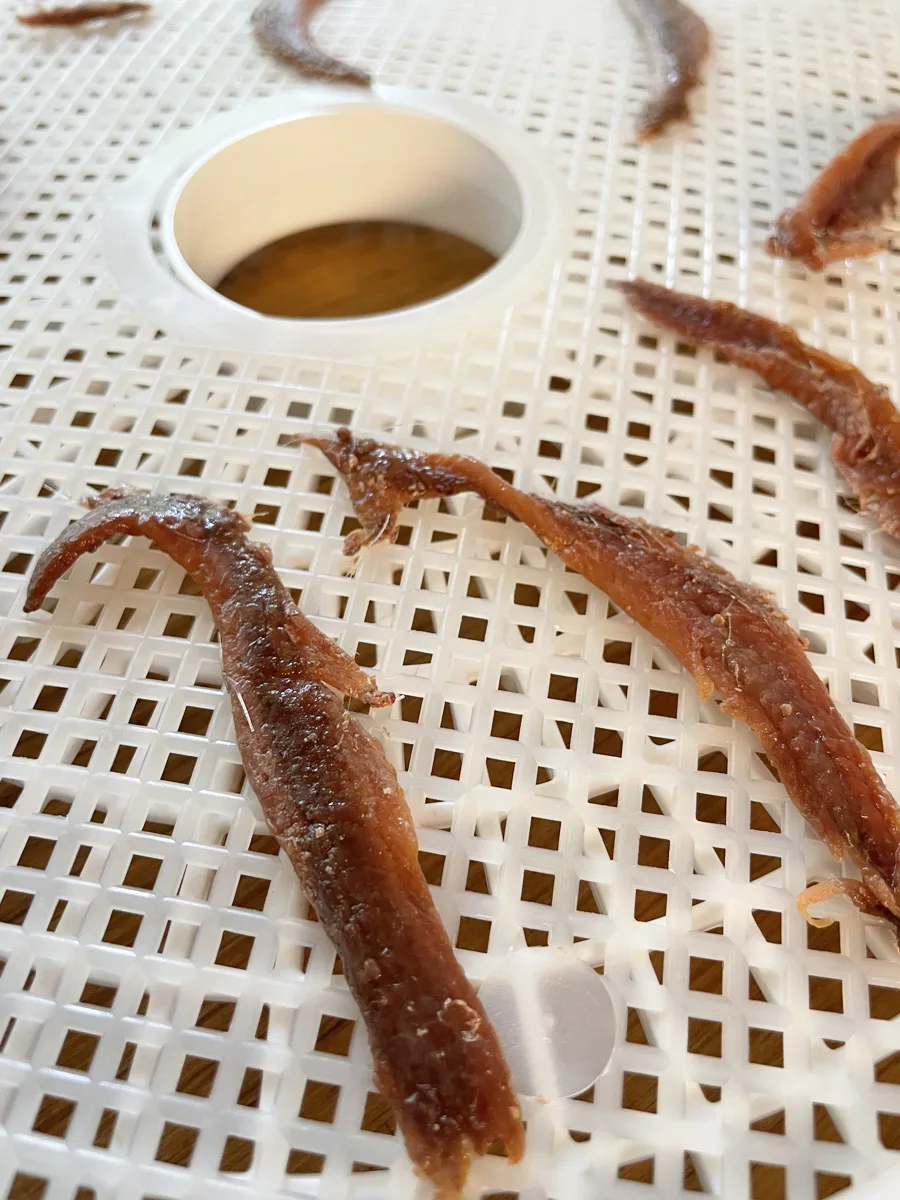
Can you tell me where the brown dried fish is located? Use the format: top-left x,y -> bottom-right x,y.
252,0 -> 370,87
25,487 -> 523,1200
620,277 -> 900,542
768,114 -> 900,270
620,0 -> 710,140
305,430 -> 900,931
17,3 -> 150,25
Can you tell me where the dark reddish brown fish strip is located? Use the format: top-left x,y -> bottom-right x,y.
24,488 -> 522,1200
621,277 -> 900,541
252,0 -> 370,86
17,2 -> 150,25
768,114 -> 900,270
620,0 -> 710,140
306,430 -> 900,928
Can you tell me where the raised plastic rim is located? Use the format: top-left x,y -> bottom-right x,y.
102,85 -> 570,358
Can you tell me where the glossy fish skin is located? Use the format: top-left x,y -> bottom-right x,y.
24,487 -> 523,1200
767,115 -> 900,270
17,3 -> 150,25
306,430 -> 900,927
620,277 -> 900,541
621,0 -> 710,140
252,0 -> 370,86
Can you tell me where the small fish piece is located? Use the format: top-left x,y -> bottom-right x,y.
17,2 -> 150,25
797,877 -> 888,929
768,114 -> 900,270
25,487 -> 523,1200
305,430 -> 900,930
620,277 -> 900,542
252,0 -> 370,87
620,0 -> 710,140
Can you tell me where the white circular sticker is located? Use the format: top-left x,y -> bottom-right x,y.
478,946 -> 620,1100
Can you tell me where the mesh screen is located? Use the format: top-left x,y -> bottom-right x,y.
1,1 -> 899,1197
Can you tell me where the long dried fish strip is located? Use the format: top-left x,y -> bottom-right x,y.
620,0 -> 710,140
620,277 -> 900,541
25,487 -> 523,1200
17,3 -> 150,25
768,115 -> 900,270
305,430 -> 900,927
252,0 -> 370,86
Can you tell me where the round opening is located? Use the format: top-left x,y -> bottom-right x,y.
168,107 -> 524,323
104,89 -> 567,354
216,219 -> 498,319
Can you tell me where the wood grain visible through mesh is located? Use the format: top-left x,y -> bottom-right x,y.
216,221 -> 496,320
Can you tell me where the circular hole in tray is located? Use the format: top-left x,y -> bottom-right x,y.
104,90 -> 566,355
166,106 -> 523,321
216,219 -> 498,319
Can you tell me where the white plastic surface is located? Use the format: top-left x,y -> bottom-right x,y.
478,947 -> 619,1100
1,1 -> 900,1199
842,1165 -> 900,1200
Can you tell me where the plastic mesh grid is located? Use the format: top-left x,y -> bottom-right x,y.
1,0 -> 900,1197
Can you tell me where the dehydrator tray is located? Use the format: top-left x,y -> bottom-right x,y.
1,1 -> 899,1197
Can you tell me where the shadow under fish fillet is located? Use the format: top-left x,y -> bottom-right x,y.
767,114 -> 900,270
305,430 -> 900,932
24,487 -> 523,1200
252,0 -> 370,86
620,277 -> 900,543
619,0 -> 710,140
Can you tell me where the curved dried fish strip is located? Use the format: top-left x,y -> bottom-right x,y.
17,2 -> 150,24
252,0 -> 370,86
620,0 -> 710,139
305,430 -> 900,929
620,276 -> 900,542
768,114 -> 900,270
25,487 -> 523,1200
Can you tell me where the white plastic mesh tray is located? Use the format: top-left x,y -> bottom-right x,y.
1,0 -> 900,1197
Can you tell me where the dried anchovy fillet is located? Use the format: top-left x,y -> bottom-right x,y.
620,276 -> 900,542
768,114 -> 900,269
252,0 -> 370,86
620,0 -> 710,139
17,3 -> 150,25
25,487 -> 523,1200
305,430 -> 900,930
